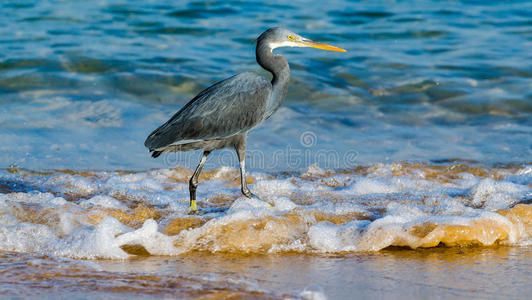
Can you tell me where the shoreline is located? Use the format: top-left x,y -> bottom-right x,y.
2,246 -> 532,299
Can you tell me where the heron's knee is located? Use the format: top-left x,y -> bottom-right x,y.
189,177 -> 198,191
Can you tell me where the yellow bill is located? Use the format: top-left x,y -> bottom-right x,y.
297,39 -> 346,52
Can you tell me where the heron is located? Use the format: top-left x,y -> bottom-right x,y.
144,27 -> 345,213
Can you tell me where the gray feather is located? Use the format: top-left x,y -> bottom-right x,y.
144,72 -> 271,150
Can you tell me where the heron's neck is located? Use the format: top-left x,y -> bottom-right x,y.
256,42 -> 290,120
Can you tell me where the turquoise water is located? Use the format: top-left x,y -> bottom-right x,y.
0,0 -> 531,171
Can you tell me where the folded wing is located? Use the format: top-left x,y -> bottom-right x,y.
144,72 -> 271,151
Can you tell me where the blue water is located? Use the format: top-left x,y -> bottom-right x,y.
0,0 -> 531,171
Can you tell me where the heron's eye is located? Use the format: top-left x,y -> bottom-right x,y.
287,35 -> 296,41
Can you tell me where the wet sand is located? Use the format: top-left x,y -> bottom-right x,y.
2,246 -> 532,299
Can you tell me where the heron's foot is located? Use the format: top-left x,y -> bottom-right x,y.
242,187 -> 251,198
188,199 -> 199,215
243,190 -> 273,207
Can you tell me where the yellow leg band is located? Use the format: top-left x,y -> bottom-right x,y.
190,200 -> 197,211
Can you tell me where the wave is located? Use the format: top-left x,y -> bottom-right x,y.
0,162 -> 530,258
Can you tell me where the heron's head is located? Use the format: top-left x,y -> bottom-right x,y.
258,27 -> 346,52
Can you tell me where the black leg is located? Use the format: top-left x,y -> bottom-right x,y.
189,151 -> 210,212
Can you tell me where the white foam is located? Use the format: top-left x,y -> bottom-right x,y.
271,196 -> 297,211
252,179 -> 297,197
318,174 -> 353,188
470,178 -> 530,209
298,181 -> 331,193
79,195 -> 127,209
308,220 -> 369,252
0,196 -> 21,226
424,194 -> 472,215
227,196 -> 278,215
513,166 -> 532,185
208,166 -> 238,180
0,163 -> 530,258
44,174 -> 97,195
302,164 -> 327,177
51,217 -> 132,259
0,222 -> 57,253
346,178 -> 399,195
115,219 -> 180,256
106,173 -> 164,192
4,191 -> 67,207
310,201 -> 368,216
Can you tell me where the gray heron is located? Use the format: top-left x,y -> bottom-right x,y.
145,27 -> 345,213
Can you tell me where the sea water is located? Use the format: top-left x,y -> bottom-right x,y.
1,0 -> 531,298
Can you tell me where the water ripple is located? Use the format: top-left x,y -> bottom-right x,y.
0,0 -> 530,169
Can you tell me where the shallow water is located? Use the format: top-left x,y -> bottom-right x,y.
1,0 -> 532,298
3,247 -> 532,299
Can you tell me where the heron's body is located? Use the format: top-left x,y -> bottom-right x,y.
144,27 -> 345,213
145,72 -> 273,154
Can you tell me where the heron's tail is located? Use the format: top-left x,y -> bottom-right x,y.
151,150 -> 163,158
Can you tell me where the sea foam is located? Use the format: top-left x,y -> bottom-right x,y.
0,162 -> 530,258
